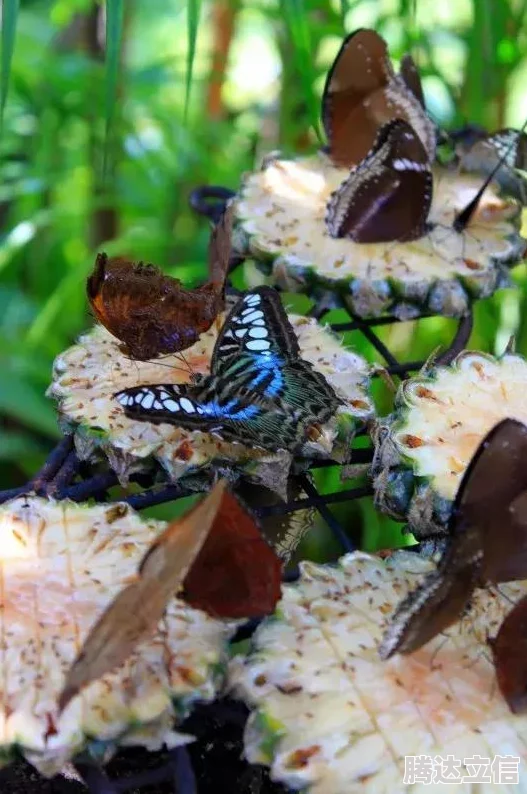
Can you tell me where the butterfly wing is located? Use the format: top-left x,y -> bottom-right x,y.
115,382 -> 306,451
212,288 -> 342,423
491,594 -> 527,714
455,128 -> 527,203
322,29 -> 435,166
326,119 -> 432,243
87,254 -> 222,360
379,528 -> 482,659
322,29 -> 393,167
206,202 -> 234,295
116,287 -> 342,450
181,491 -> 282,618
399,53 -> 425,107
451,418 -> 527,583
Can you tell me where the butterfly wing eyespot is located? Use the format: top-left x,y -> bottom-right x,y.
326,119 -> 432,243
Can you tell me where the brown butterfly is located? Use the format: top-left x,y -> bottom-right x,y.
58,480 -> 228,714
450,125 -> 527,204
181,490 -> 282,618
379,418 -> 527,660
86,204 -> 234,360
325,119 -> 433,243
321,28 -> 436,168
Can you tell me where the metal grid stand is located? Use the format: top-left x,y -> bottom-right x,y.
0,187 -> 474,794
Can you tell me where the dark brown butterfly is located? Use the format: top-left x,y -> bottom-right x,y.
379,418 -> 527,660
181,490 -> 282,618
450,125 -> 527,203
321,28 -> 436,168
86,204 -> 233,361
325,119 -> 433,243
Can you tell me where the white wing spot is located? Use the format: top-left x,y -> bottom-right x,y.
246,339 -> 270,351
163,399 -> 180,412
180,397 -> 195,413
243,310 -> 264,322
248,327 -> 268,339
140,392 -> 155,409
235,329 -> 247,338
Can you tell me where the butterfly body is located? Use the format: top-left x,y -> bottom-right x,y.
116,287 -> 342,452
87,205 -> 233,360
326,119 -> 433,243
322,29 -> 436,168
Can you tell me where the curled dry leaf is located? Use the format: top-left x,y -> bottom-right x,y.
58,480 -> 227,713
87,205 -> 233,360
181,490 -> 283,619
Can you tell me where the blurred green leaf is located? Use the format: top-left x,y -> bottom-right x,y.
1,0 -> 19,129
104,0 -> 124,172
280,0 -> 322,142
0,369 -> 59,438
184,0 -> 202,123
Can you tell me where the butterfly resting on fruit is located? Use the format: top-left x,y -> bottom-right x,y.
115,287 -> 343,452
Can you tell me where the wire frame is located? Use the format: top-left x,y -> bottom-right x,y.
0,186 -> 473,794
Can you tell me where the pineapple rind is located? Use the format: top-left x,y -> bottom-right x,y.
229,551 -> 527,794
234,154 -> 526,319
48,313 -> 374,489
0,496 -> 236,777
372,350 -> 527,536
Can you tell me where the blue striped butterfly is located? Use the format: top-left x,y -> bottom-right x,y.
115,287 -> 342,451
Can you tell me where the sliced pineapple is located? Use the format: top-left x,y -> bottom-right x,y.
234,153 -> 525,319
229,551 -> 527,794
372,350 -> 527,537
0,496 -> 235,776
48,312 -> 373,491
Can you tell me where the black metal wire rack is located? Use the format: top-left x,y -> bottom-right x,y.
0,186 -> 474,794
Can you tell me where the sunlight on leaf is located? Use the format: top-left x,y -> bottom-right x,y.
0,0 -> 19,130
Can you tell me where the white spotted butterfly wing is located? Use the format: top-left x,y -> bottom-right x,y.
115,287 -> 342,451
326,119 -> 433,243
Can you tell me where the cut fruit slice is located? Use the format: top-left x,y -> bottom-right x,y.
229,551 -> 527,794
0,496 -> 235,776
372,350 -> 527,538
234,153 -> 526,319
48,309 -> 373,492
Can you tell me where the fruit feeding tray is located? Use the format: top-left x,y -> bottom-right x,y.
0,186 -> 473,794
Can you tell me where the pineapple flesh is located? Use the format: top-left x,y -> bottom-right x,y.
229,551 -> 527,794
48,313 -> 374,490
0,496 -> 235,776
233,153 -> 526,319
372,350 -> 527,537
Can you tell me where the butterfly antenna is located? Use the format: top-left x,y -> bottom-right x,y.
453,114 -> 527,233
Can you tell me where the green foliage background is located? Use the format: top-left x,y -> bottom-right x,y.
0,0 -> 526,555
